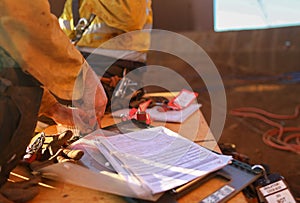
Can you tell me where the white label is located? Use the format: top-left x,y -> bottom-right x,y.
259,180 -> 287,196
201,185 -> 235,203
265,189 -> 296,203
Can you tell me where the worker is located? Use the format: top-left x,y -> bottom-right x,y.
59,0 -> 153,111
0,0 -> 107,202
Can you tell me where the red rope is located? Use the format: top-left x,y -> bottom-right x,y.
230,105 -> 300,154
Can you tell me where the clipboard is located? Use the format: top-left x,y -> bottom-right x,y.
102,120 -> 262,203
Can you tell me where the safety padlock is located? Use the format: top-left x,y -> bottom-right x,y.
252,165 -> 296,203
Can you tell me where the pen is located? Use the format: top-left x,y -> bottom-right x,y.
194,139 -> 215,143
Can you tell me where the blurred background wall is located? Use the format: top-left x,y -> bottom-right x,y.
48,0 -> 300,75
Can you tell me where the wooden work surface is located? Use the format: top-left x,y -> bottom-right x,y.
11,93 -> 248,203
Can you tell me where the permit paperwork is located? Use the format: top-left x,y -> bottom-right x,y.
39,127 -> 232,200
96,126 -> 232,194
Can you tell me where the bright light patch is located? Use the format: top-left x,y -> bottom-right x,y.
214,0 -> 300,31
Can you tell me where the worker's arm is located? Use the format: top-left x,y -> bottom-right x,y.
0,0 -> 107,128
0,0 -> 83,100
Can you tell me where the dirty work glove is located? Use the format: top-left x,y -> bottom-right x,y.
0,176 -> 40,203
29,130 -> 84,171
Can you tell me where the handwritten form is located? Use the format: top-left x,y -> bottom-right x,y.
96,127 -> 232,194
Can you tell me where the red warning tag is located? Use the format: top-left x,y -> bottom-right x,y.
168,89 -> 198,110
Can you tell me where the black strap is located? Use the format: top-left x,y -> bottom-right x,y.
72,0 -> 80,27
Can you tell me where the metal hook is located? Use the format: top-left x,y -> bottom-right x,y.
75,18 -> 88,31
252,164 -> 271,184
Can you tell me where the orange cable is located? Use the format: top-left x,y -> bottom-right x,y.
229,106 -> 300,154
232,105 -> 300,120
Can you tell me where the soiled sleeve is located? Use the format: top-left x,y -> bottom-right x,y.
0,0 -> 84,100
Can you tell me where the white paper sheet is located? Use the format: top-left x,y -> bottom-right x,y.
96,127 -> 232,194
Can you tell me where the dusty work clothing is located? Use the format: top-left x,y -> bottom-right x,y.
0,0 -> 105,189
59,0 -> 152,62
0,0 -> 86,101
59,0 -> 152,112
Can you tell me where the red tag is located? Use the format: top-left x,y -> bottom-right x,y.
168,89 -> 198,110
139,99 -> 152,112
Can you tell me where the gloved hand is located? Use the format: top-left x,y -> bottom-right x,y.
72,63 -> 108,133
39,63 -> 107,135
0,176 -> 40,203
39,88 -> 91,129
28,130 -> 84,171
